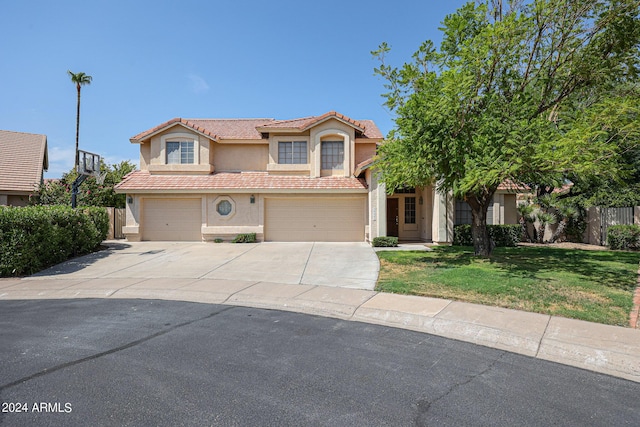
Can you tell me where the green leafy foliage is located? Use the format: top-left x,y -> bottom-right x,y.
232,233 -> 257,243
372,236 -> 399,247
31,160 -> 135,208
373,0 -> 640,256
0,205 -> 108,276
454,224 -> 522,247
607,225 -> 640,250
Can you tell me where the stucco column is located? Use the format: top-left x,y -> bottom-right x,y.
432,189 -> 453,244
494,193 -> 504,225
123,194 -> 141,241
372,174 -> 387,239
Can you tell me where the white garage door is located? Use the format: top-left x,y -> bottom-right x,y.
265,197 -> 365,242
142,198 -> 202,241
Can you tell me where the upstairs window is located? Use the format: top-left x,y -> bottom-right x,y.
321,141 -> 344,170
278,141 -> 307,164
166,141 -> 194,164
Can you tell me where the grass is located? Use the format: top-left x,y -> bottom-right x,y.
376,246 -> 640,327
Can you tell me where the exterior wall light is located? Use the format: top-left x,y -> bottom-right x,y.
250,195 -> 255,204
127,196 -> 133,205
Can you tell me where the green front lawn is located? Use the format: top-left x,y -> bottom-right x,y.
376,246 -> 640,326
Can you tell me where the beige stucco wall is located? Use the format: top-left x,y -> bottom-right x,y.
367,170 -> 386,241
139,143 -> 150,170
206,194 -> 260,227
1,194 -> 29,206
419,187 -> 434,241
355,143 -> 376,166
213,144 -> 269,172
432,190 -> 454,244
503,194 -> 518,224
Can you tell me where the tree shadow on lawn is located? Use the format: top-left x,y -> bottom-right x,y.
486,247 -> 640,292
412,246 -> 640,292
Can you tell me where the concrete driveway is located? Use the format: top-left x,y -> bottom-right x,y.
31,241 -> 380,290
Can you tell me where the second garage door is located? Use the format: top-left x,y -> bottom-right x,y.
142,198 -> 202,241
265,197 -> 365,242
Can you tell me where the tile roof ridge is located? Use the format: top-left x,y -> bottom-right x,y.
267,116 -> 316,126
183,118 -> 275,121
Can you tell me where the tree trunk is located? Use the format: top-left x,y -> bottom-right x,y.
537,222 -> 546,243
550,219 -> 566,243
75,85 -> 81,168
466,192 -> 495,257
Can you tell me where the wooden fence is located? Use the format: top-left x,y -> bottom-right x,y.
105,207 -> 126,240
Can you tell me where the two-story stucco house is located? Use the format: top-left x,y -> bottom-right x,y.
115,111 -> 516,243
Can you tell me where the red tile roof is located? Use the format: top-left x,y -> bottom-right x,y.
115,171 -> 367,193
130,111 -> 383,143
0,130 -> 48,193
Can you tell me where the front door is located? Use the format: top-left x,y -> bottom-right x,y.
386,198 -> 399,237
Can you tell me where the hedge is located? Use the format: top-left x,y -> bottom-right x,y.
453,224 -> 522,247
372,236 -> 399,247
607,225 -> 640,251
0,205 -> 109,276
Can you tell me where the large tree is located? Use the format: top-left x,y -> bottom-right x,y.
67,70 -> 93,168
373,0 -> 640,256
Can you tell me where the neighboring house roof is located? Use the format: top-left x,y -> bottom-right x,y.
115,171 -> 367,193
130,111 -> 383,143
0,130 -> 48,193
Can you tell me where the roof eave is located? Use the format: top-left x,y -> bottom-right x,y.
115,187 -> 368,194
131,120 -> 220,144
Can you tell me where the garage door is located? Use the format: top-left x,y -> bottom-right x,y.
265,197 -> 365,242
142,198 -> 202,241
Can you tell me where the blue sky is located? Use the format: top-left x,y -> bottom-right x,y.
1,0 -> 468,178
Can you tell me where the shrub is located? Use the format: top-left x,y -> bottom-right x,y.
607,225 -> 640,250
372,236 -> 398,247
214,238 -> 224,243
453,224 -> 521,247
232,233 -> 256,243
0,205 -> 108,276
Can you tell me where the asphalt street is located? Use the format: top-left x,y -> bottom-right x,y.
0,299 -> 638,426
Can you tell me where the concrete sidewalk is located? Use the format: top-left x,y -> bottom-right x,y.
1,275 -> 638,383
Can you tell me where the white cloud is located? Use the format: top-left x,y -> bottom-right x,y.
45,146 -> 75,178
187,74 -> 210,94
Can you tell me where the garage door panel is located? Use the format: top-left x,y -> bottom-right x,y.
142,198 -> 202,241
265,198 -> 364,242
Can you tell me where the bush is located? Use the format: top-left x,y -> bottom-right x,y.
372,236 -> 398,247
607,225 -> 640,250
0,205 -> 108,276
232,233 -> 256,243
453,224 -> 521,247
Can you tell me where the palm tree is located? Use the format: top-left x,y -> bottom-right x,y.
67,71 -> 92,168
549,205 -> 579,243
535,211 -> 557,244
